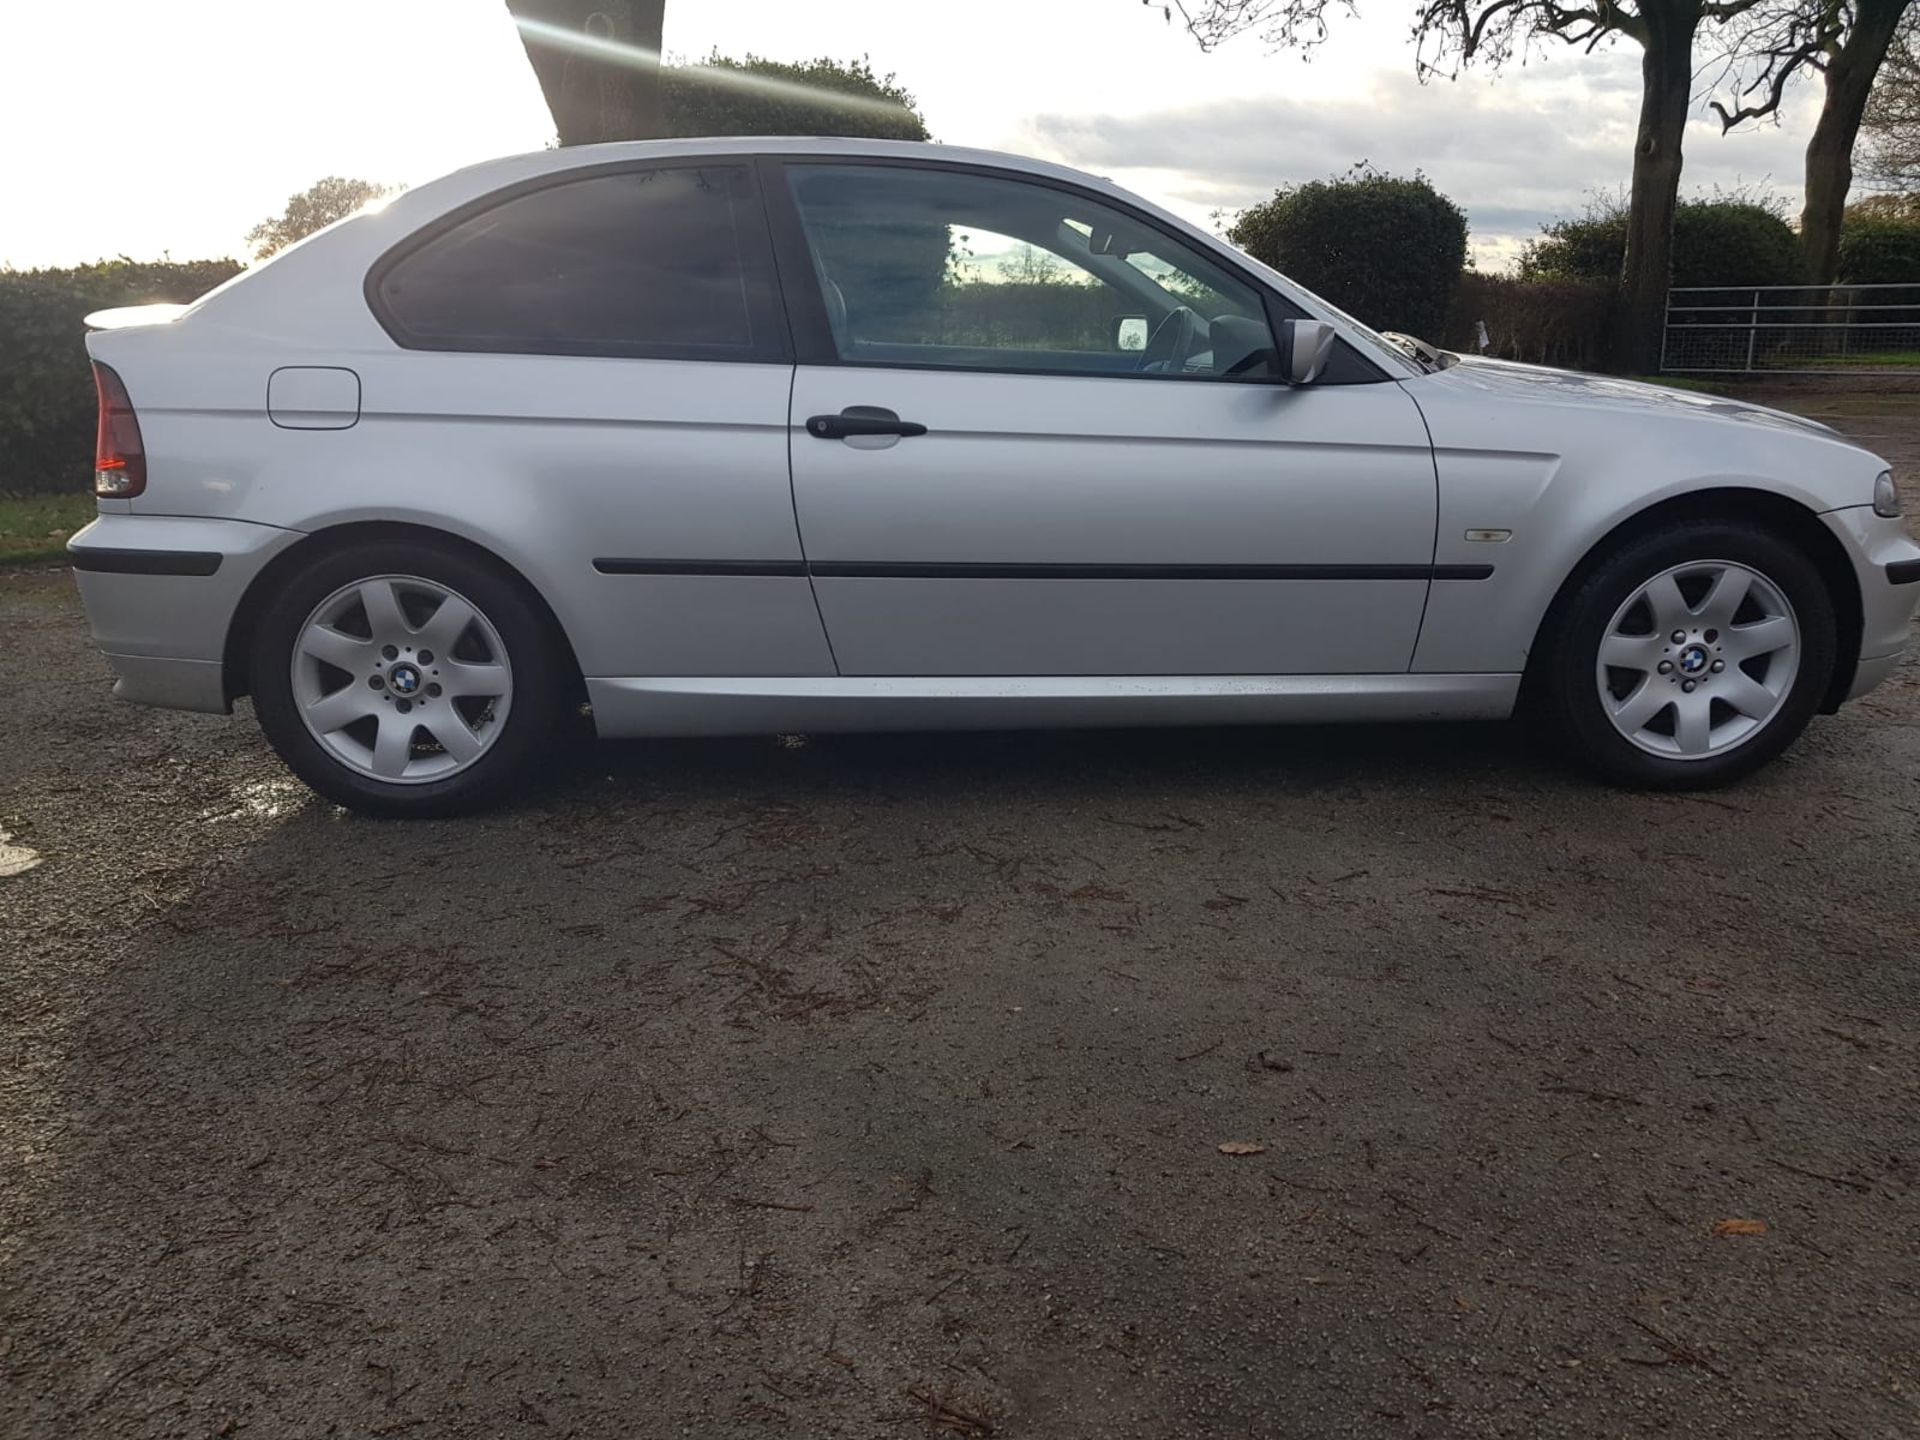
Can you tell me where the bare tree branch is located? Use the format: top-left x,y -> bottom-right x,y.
1702,0 -> 1849,131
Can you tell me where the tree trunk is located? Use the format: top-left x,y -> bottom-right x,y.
1802,0 -> 1910,285
506,0 -> 667,146
1613,2 -> 1700,373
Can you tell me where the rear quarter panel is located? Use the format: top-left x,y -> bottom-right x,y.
86,197 -> 832,681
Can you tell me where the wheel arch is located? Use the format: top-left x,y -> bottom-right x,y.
221,520 -> 586,704
1522,487 -> 1863,714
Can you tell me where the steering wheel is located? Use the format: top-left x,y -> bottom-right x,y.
1139,305 -> 1201,374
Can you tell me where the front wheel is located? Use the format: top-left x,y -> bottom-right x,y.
250,540 -> 566,816
1538,521 -> 1838,789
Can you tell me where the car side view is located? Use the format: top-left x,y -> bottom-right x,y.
71,138 -> 1920,816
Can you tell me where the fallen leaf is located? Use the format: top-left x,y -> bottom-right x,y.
1217,1140 -> 1267,1156
1711,1218 -> 1767,1236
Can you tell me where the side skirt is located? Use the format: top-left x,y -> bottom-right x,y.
583,673 -> 1521,739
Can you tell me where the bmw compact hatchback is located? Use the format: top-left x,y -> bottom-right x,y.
71,138 -> 1920,816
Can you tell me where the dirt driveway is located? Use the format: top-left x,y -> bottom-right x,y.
3,387 -> 1918,1439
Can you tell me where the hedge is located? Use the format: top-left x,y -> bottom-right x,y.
1837,218 -> 1920,284
663,54 -> 927,141
1442,272 -> 1615,370
1521,199 -> 1806,290
1228,166 -> 1468,339
0,258 -> 240,494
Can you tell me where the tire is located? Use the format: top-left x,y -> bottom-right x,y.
250,539 -> 567,817
1536,519 -> 1837,789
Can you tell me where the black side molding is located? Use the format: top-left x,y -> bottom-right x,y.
1888,559 -> 1920,585
594,558 -> 1495,582
594,558 -> 808,577
806,562 -> 1495,581
69,548 -> 222,577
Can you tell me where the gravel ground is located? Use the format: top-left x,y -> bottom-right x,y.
3,388 -> 1919,1439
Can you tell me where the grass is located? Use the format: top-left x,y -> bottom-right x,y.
1764,351 -> 1920,370
0,493 -> 95,567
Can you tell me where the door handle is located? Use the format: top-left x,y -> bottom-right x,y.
805,408 -> 927,440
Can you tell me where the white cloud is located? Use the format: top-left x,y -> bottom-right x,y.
1019,60 -> 1817,268
0,0 -> 1828,271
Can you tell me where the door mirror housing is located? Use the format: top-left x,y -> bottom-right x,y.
1115,315 -> 1149,352
1279,320 -> 1337,385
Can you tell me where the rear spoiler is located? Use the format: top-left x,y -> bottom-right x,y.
84,303 -> 190,331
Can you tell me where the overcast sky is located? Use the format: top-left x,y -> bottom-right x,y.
1,0 -> 1826,271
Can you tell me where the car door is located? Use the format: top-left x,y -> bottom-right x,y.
362,159 -> 832,681
767,158 -> 1441,678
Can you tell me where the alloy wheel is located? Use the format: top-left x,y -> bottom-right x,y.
1594,559 -> 1801,760
289,574 -> 513,784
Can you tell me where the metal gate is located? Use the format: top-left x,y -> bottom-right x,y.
1661,283 -> 1920,375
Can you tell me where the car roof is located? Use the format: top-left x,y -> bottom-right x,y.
416,137 -> 1130,211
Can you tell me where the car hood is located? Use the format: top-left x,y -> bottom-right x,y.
1407,356 -> 1839,440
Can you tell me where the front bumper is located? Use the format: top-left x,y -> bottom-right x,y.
1822,506 -> 1920,703
68,513 -> 303,714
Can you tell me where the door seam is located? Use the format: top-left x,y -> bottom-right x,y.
786,363 -> 844,676
1398,378 -> 1443,676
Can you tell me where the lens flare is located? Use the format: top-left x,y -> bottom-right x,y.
510,17 -> 918,125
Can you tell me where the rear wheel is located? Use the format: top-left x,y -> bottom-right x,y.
250,540 -> 565,816
1538,520 -> 1837,789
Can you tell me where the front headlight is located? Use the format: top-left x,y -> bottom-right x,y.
1874,470 -> 1903,518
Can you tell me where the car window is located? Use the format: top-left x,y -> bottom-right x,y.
784,164 -> 1281,381
373,165 -> 781,360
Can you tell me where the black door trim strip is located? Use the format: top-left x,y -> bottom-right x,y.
1888,558 -> 1920,585
70,548 -> 223,577
594,558 -> 809,577
595,558 -> 1494,582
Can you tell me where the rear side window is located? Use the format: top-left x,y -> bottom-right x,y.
371,164 -> 783,361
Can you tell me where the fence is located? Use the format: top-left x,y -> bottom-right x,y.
1662,283 -> 1920,375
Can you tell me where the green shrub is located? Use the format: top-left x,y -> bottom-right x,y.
1521,195 -> 1805,289
664,54 -> 927,140
1227,165 -> 1468,339
0,258 -> 240,494
1671,202 -> 1806,289
1442,272 -> 1615,370
1837,217 -> 1920,283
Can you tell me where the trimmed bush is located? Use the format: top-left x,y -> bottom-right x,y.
0,258 -> 240,494
1521,197 -> 1805,289
1671,202 -> 1806,289
664,54 -> 927,141
1442,272 -> 1615,371
1228,165 -> 1468,339
1837,217 -> 1920,284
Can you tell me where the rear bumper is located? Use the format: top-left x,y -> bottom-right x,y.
98,653 -> 230,713
68,513 -> 302,714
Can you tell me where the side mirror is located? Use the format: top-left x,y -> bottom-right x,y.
1280,319 -> 1336,385
1115,315 -> 1149,352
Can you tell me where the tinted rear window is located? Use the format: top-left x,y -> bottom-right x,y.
373,165 -> 780,359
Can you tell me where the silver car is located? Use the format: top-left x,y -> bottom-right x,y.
71,138 -> 1920,816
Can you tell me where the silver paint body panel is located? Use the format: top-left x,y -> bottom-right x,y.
66,137 -> 1918,741
788,367 -> 1438,675
585,673 -> 1521,737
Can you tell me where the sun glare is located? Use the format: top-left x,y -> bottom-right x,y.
510,16 -> 914,122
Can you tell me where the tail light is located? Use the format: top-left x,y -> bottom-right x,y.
92,361 -> 146,498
